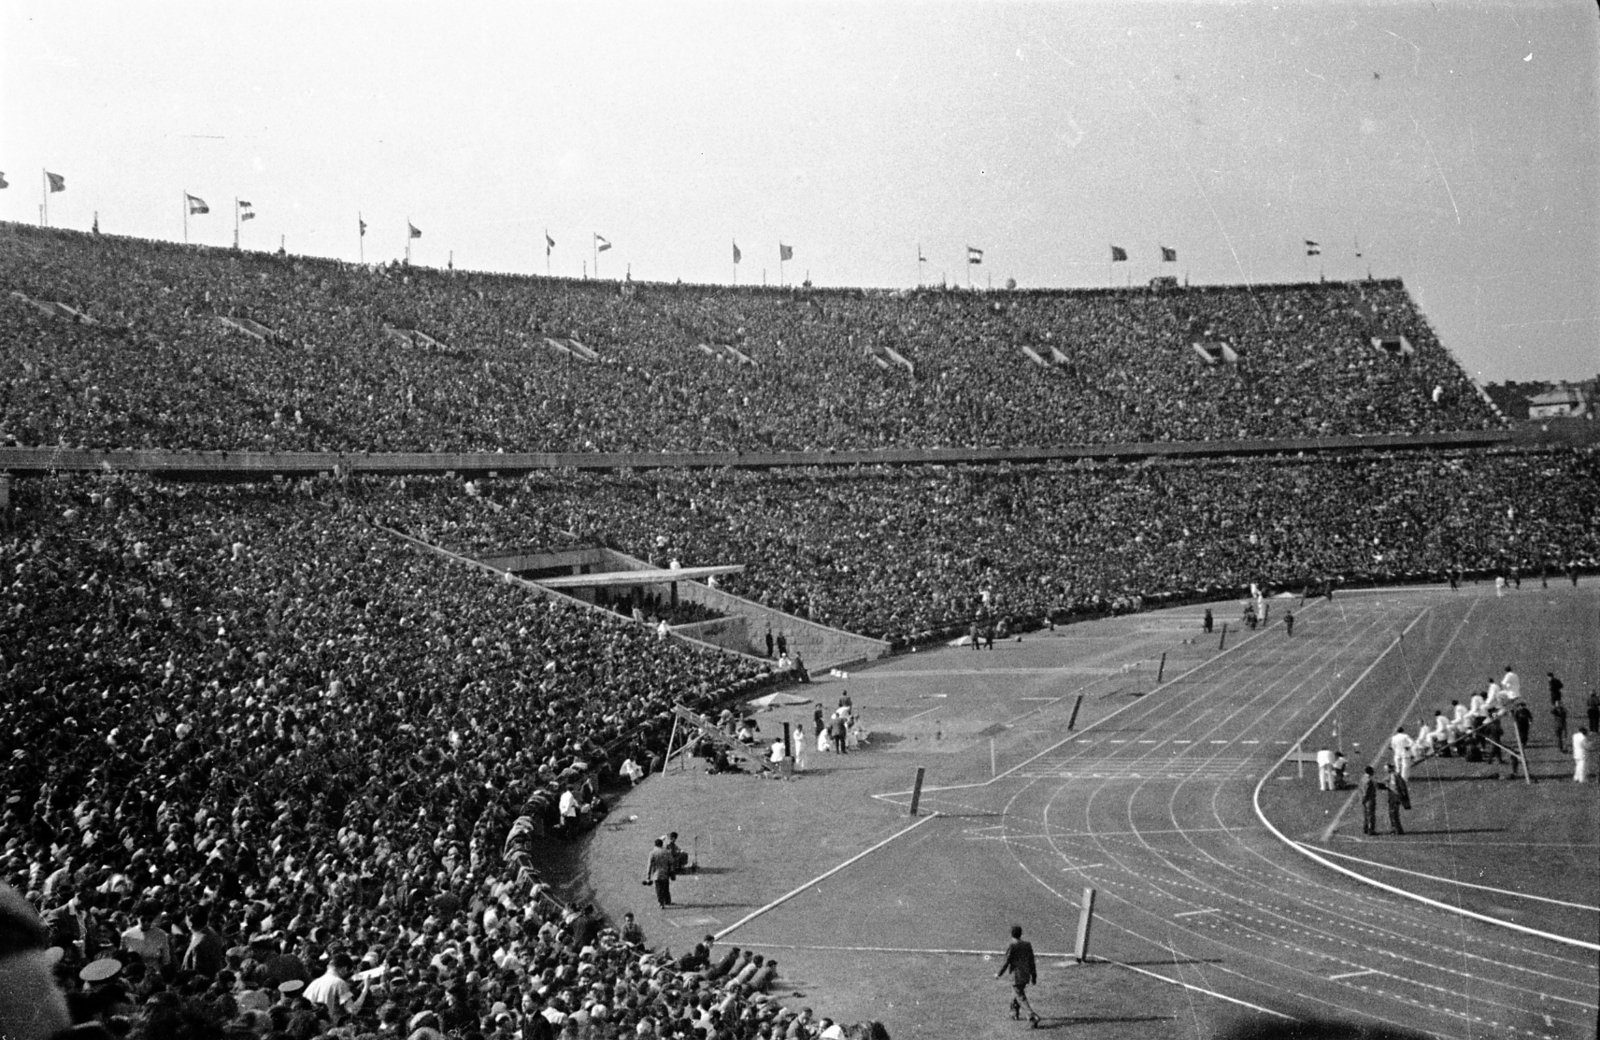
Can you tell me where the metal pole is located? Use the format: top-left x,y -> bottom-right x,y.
1073,887 -> 1096,962
1066,695 -> 1083,731
909,767 -> 926,816
990,738 -> 996,778
1157,652 -> 1167,684
1218,622 -> 1228,651
1511,710 -> 1534,786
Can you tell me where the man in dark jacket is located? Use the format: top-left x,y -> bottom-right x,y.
996,924 -> 1040,1026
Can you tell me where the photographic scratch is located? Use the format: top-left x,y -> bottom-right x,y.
1412,118 -> 1461,225
1383,29 -> 1422,77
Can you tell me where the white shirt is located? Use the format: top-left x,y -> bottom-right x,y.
1390,732 -> 1414,755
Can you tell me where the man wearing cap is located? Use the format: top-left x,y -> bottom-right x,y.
0,882 -> 74,1040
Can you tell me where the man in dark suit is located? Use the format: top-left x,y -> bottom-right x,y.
1359,767 -> 1379,836
996,924 -> 1040,1027
644,839 -> 675,908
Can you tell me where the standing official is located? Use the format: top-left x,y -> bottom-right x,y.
1383,764 -> 1410,835
644,839 -> 675,909
1359,767 -> 1379,836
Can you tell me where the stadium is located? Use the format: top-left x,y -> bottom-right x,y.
2,5 -> 1598,1040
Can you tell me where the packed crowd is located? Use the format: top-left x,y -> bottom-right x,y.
363,448 -> 1600,644
0,474 -> 805,1040
1,223 -> 1496,454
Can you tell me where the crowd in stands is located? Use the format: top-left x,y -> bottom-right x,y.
0,474 -> 800,1040
2,223 -> 1496,455
363,449 -> 1600,644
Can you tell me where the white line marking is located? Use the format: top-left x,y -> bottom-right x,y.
1327,969 -> 1379,981
1252,610 -> 1600,953
1173,739 -> 1192,744
1173,908 -> 1221,918
715,813 -> 941,941
1304,844 -> 1600,912
1103,959 -> 1294,1021
1210,739 -> 1228,744
1242,740 -> 1260,744
903,705 -> 943,722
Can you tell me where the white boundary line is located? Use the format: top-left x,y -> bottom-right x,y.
713,812 -> 941,941
1251,609 -> 1600,954
871,619 -> 1278,803
1302,843 -> 1600,913
1102,958 -> 1296,1020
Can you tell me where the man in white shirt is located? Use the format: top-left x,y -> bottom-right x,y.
1501,666 -> 1520,699
1389,728 -> 1415,780
303,952 -> 369,1024
120,904 -> 173,976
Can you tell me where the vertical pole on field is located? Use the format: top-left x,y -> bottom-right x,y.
1157,652 -> 1167,684
1218,622 -> 1228,651
990,738 -> 996,778
1511,713 -> 1534,786
1066,695 -> 1083,731
782,721 -> 792,760
1296,742 -> 1304,781
909,767 -> 926,816
1074,888 -> 1096,962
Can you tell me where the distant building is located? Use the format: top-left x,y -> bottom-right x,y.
1527,384 -> 1590,420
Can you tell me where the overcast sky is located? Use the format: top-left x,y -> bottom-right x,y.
3,1 -> 1596,382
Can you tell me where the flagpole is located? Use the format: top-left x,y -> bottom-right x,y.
593,236 -> 598,280
406,219 -> 411,265
183,191 -> 189,245
545,228 -> 550,278
359,213 -> 364,265
40,170 -> 47,228
917,245 -> 924,288
233,198 -> 239,250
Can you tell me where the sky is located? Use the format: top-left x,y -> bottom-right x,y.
3,1 -> 1597,383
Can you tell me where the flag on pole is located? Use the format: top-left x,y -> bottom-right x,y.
966,246 -> 983,265
186,194 -> 209,214
45,171 -> 66,193
779,243 -> 793,261
238,201 -> 256,221
595,234 -> 611,252
359,216 -> 367,237
1110,245 -> 1128,262
545,231 -> 555,255
1304,239 -> 1320,256
918,245 -> 926,263
409,222 -> 422,239
0,173 -> 8,189
733,241 -> 742,264
92,213 -> 99,234
1160,246 -> 1177,262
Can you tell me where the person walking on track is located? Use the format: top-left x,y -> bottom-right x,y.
996,924 -> 1040,1027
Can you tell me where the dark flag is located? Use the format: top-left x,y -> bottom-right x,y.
46,171 -> 66,192
186,194 -> 209,215
594,233 -> 611,252
409,222 -> 422,239
1305,239 -> 1320,256
1160,246 -> 1177,262
779,243 -> 793,261
966,246 -> 983,265
733,241 -> 742,264
1111,245 -> 1128,262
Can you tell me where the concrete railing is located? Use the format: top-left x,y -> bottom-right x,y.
0,429 -> 1519,477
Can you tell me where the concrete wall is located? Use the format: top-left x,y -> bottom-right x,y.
0,429 -> 1516,477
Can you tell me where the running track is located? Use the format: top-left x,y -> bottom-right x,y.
903,593 -> 1598,1039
